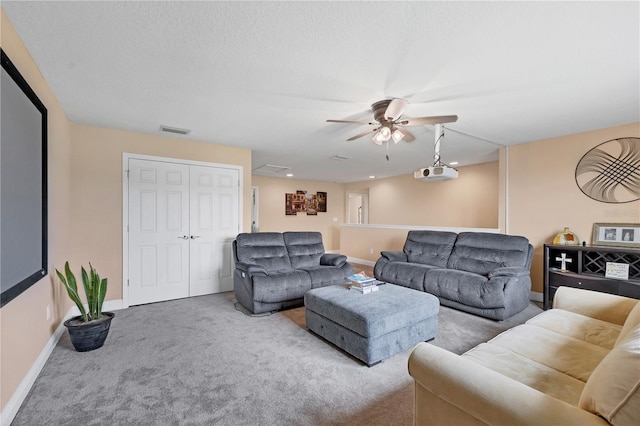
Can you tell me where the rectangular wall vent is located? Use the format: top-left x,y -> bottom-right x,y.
160,125 -> 191,135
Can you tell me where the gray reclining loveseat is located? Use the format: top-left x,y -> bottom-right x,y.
233,231 -> 353,314
374,230 -> 533,320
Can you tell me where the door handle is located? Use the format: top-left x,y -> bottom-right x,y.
190,235 -> 201,239
178,235 -> 189,240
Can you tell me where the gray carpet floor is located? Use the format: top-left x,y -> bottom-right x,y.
12,291 -> 542,425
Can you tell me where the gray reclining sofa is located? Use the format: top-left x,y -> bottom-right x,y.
233,231 -> 353,314
374,230 -> 533,320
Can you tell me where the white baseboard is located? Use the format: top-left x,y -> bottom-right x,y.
347,257 -> 375,267
1,299 -> 124,426
530,291 -> 543,303
1,314 -> 67,426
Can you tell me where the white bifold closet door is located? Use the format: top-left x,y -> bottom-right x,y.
128,158 -> 239,306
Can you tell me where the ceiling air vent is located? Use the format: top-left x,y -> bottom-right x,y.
330,155 -> 349,161
253,164 -> 291,174
160,125 -> 191,135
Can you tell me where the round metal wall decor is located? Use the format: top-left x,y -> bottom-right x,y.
575,137 -> 640,204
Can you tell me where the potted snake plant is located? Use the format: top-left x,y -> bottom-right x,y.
56,262 -> 114,352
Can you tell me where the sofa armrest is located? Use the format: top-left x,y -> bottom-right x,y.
320,253 -> 347,267
488,266 -> 529,278
235,262 -> 268,276
553,286 -> 638,326
408,343 -> 610,426
380,251 -> 407,262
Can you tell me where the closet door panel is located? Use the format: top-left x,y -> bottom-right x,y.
128,159 -> 190,305
189,165 -> 239,296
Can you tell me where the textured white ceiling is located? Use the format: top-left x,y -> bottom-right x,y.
3,1 -> 639,182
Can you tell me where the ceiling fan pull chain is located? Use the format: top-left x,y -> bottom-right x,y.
386,140 -> 390,161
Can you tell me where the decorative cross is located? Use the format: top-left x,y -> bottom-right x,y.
555,253 -> 573,272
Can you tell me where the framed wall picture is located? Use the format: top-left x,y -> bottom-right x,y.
284,190 -> 327,215
592,223 -> 640,248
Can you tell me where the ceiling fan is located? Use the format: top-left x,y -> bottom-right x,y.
327,98 -> 458,145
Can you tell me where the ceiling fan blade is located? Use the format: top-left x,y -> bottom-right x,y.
347,128 -> 377,141
397,115 -> 458,126
326,119 -> 373,125
396,127 -> 416,142
384,98 -> 408,121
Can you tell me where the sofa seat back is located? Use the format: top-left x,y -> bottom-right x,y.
284,231 -> 325,268
234,232 -> 292,272
403,230 -> 458,267
446,232 -> 532,276
615,300 -> 640,345
375,262 -> 437,291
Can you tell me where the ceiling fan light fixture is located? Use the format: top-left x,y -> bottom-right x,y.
372,126 -> 392,145
391,129 -> 404,143
372,129 -> 385,145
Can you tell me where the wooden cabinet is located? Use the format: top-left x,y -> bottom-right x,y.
543,244 -> 640,309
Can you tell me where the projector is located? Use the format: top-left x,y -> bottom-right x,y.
414,166 -> 459,181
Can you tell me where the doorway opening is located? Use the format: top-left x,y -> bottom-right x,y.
347,192 -> 369,224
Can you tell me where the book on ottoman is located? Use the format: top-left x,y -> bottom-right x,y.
350,284 -> 379,294
348,272 -> 383,294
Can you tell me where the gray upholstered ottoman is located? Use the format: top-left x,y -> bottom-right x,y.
304,284 -> 439,366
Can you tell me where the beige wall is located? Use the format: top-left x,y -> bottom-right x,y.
70,124 -> 252,302
1,8 -> 73,411
340,226 -> 415,262
339,162 -> 500,262
251,175 -> 345,250
345,162 -> 499,228
504,122 -> 640,293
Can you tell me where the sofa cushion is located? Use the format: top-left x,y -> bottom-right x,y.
527,309 -> 622,350
251,270 -> 312,303
579,325 -> 640,426
234,232 -> 292,271
375,262 -> 436,291
463,342 -> 585,406
425,269 -> 504,308
488,324 -> 610,383
446,232 -> 531,276
284,231 -> 324,268
616,301 -> 640,346
403,230 -> 457,267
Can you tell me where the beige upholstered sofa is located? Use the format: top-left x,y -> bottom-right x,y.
408,286 -> 640,426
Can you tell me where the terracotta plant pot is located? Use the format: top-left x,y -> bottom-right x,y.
64,312 -> 115,352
